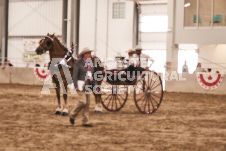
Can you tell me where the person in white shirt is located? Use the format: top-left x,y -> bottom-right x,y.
133,45 -> 154,70
195,63 -> 205,72
124,49 -> 135,67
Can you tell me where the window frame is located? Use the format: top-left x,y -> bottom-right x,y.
112,2 -> 125,19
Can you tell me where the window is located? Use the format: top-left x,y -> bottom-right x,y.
213,0 -> 226,27
184,0 -> 226,27
199,0 -> 211,27
113,3 -> 125,19
184,0 -> 197,27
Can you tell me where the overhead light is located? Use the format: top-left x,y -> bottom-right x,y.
184,3 -> 190,7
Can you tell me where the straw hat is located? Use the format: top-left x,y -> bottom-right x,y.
134,45 -> 142,50
79,47 -> 94,57
127,49 -> 135,54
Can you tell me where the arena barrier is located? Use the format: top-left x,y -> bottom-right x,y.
1,67 -> 226,95
0,67 -> 48,85
165,72 -> 226,95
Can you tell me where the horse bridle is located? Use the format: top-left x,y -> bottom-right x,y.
39,36 -> 74,69
39,36 -> 54,53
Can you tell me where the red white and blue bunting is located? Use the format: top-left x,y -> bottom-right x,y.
33,67 -> 50,81
196,73 -> 223,90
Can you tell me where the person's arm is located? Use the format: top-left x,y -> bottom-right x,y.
72,61 -> 79,89
148,56 -> 154,66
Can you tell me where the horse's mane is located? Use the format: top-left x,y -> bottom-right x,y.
92,55 -> 104,71
50,34 -> 68,52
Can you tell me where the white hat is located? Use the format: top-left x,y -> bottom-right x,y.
127,49 -> 135,53
79,47 -> 94,57
134,45 -> 142,50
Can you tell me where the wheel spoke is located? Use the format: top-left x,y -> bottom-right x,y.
107,95 -> 113,108
137,82 -> 145,91
149,96 -> 155,110
143,96 -> 148,112
151,95 -> 159,106
147,72 -> 153,87
148,73 -> 150,87
143,80 -> 147,92
103,94 -> 112,103
150,78 -> 157,89
111,95 -> 114,109
116,95 -> 122,106
150,74 -> 160,89
115,95 -> 118,109
136,93 -> 146,102
147,95 -> 151,113
118,94 -> 126,101
140,95 -> 146,106
151,83 -> 161,90
151,92 -> 161,99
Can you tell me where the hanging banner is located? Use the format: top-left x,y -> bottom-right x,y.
196,73 -> 223,90
23,39 -> 40,52
34,67 -> 50,81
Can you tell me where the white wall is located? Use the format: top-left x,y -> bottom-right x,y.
198,44 -> 226,73
8,0 -> 62,36
96,0 -> 108,59
79,0 -> 96,52
174,0 -> 226,44
79,0 -> 135,60
7,0 -> 63,67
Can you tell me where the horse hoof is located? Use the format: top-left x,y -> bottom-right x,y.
94,111 -> 102,114
62,112 -> 68,116
55,111 -> 61,115
97,111 -> 102,114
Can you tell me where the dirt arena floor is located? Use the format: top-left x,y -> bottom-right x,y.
0,84 -> 225,151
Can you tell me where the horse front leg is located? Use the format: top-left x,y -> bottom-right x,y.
94,88 -> 102,114
61,82 -> 69,116
54,82 -> 61,115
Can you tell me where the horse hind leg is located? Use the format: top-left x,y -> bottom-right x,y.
94,94 -> 102,114
94,83 -> 103,113
61,93 -> 69,116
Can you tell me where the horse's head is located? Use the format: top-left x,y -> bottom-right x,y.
36,34 -> 54,55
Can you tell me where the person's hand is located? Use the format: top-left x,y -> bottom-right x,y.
145,67 -> 149,71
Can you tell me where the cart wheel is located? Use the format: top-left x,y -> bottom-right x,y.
101,79 -> 128,112
134,70 -> 163,114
